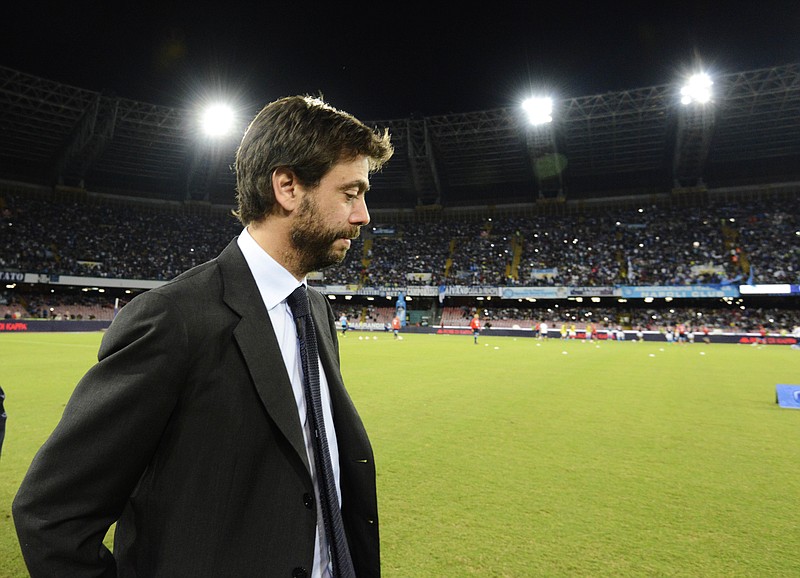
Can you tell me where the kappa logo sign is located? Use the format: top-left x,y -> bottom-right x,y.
0,322 -> 28,331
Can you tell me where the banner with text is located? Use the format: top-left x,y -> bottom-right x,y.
618,285 -> 740,299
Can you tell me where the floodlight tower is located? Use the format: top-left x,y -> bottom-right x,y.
522,96 -> 566,200
186,102 -> 240,202
673,72 -> 716,190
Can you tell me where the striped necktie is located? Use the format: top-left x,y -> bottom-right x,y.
286,285 -> 355,578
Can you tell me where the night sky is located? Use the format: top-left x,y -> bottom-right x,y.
3,1 -> 800,121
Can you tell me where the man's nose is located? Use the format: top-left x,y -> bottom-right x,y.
351,196 -> 370,226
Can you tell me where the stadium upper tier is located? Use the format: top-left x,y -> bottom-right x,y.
3,64 -> 800,207
1,187 -> 796,288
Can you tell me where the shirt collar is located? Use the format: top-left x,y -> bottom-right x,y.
237,227 -> 305,310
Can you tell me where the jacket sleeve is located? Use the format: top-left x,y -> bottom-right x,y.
12,290 -> 189,578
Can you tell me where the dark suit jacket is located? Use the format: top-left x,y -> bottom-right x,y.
13,239 -> 379,578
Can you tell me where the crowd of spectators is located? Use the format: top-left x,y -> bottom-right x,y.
2,191 -> 797,287
323,198 -> 798,288
1,193 -> 240,280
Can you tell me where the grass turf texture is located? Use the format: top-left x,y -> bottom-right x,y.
2,331 -> 799,577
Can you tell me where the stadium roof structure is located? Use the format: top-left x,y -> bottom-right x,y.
2,63 -> 800,209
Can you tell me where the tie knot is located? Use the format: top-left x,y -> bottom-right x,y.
286,285 -> 310,320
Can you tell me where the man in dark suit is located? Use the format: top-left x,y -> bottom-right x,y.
13,95 -> 393,578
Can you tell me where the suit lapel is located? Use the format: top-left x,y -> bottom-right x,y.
308,288 -> 372,458
217,240 -> 311,475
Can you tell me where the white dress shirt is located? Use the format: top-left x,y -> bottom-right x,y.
237,228 -> 341,578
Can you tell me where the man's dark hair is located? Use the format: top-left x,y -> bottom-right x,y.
234,95 -> 393,225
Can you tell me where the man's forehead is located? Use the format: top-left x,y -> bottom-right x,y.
327,157 -> 370,187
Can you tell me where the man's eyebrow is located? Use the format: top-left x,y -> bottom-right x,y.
341,179 -> 370,193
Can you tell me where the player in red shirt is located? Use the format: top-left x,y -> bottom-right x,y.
469,314 -> 481,344
392,315 -> 401,339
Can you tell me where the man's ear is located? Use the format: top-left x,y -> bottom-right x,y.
271,167 -> 301,212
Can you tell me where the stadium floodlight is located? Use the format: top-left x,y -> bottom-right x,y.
201,103 -> 236,136
522,96 -> 553,125
680,73 -> 713,105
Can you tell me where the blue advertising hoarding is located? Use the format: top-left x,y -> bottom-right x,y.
618,285 -> 740,299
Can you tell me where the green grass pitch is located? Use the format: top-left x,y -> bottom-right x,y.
2,331 -> 800,577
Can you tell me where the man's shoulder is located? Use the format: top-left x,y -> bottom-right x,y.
151,240 -> 242,299
155,258 -> 223,298
115,260 -> 223,324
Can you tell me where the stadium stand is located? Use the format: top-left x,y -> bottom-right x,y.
2,187 -> 797,287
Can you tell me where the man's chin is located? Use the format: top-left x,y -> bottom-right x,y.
330,246 -> 349,265
308,249 -> 348,272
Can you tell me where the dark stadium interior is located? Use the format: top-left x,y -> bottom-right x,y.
4,64 -> 800,209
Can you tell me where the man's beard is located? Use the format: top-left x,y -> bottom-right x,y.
290,195 -> 360,274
